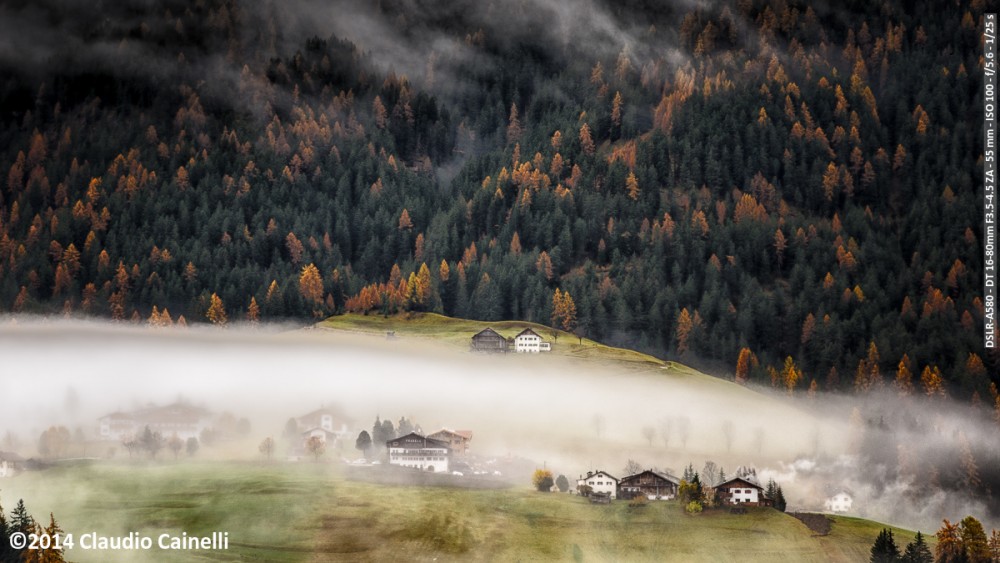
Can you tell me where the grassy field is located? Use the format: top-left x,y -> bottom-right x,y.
317,313 -> 667,371
0,462 -> 927,562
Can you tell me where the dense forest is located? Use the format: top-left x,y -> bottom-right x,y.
0,0 -> 994,401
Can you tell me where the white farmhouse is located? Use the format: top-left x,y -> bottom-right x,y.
716,477 -> 771,507
386,432 -> 450,473
825,491 -> 853,513
513,328 -> 551,353
295,406 -> 352,443
577,470 -> 619,499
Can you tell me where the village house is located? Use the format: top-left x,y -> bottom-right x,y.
577,470 -> 619,499
0,451 -> 23,478
97,402 -> 214,442
618,470 -> 680,500
512,328 -> 551,353
386,432 -> 451,473
295,407 -> 352,440
427,429 -> 473,455
715,477 -> 772,507
470,328 -> 509,353
824,490 -> 854,513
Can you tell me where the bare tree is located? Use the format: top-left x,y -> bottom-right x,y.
122,434 -> 139,458
259,436 -> 275,460
623,459 -> 642,476
701,461 -> 718,486
722,420 -> 734,453
306,436 -> 325,461
753,427 -> 765,455
677,416 -> 690,450
658,417 -> 672,448
140,425 -> 164,459
591,414 -> 605,438
167,433 -> 183,459
641,426 -> 656,447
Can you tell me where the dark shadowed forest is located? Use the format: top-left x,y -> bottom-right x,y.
0,0 -> 993,404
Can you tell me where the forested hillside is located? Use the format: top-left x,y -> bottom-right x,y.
0,0 -> 994,400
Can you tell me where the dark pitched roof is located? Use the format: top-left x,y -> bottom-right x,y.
620,469 -> 679,484
514,328 -> 542,339
471,327 -> 504,339
582,470 -> 618,482
429,428 -> 473,440
386,432 -> 450,449
0,451 -> 24,462
716,477 -> 764,490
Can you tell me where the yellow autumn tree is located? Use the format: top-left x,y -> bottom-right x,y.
626,172 -> 640,200
782,356 -> 802,395
579,123 -> 595,156
676,308 -> 693,354
206,293 -> 227,326
299,263 -> 324,305
551,288 -> 578,332
735,347 -> 757,385
247,296 -> 260,324
417,262 -> 432,307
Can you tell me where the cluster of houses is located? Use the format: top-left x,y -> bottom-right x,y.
98,402 -> 216,442
470,327 -> 552,353
577,469 -> 774,507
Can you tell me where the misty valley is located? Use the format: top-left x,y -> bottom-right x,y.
0,0 -> 997,560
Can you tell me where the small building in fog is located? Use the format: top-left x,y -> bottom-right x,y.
577,470 -> 619,499
98,402 -> 214,442
0,451 -> 24,478
824,490 -> 853,513
386,432 -> 450,473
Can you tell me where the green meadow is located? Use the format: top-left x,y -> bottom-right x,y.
1,461 -> 926,562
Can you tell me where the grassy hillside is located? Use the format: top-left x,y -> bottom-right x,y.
318,312 -> 666,370
1,462 -> 930,563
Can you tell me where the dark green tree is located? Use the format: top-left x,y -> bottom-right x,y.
900,532 -> 932,563
355,430 -> 372,455
555,474 -> 570,493
870,528 -> 900,563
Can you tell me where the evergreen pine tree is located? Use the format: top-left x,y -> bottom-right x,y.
901,532 -> 933,563
870,528 -> 900,563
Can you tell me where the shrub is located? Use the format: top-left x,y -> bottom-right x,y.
685,501 -> 703,514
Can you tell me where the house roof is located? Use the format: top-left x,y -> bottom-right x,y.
135,403 -> 212,424
583,470 -> 618,482
99,403 -> 211,425
471,327 -> 504,339
0,451 -> 24,462
386,432 -> 450,449
620,469 -> 679,485
716,477 -> 764,490
301,427 -> 338,436
514,328 -> 542,339
297,405 -> 352,427
429,428 -> 473,440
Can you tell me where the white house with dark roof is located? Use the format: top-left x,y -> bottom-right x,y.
386,432 -> 450,473
715,477 -> 772,507
577,470 -> 619,498
513,328 -> 551,353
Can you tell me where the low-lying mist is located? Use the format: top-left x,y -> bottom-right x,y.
0,317 -> 996,534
